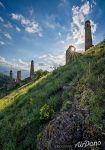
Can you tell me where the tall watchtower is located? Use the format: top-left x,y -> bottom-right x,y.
85,20 -> 93,51
66,45 -> 76,64
30,60 -> 34,79
17,71 -> 21,83
10,70 -> 13,80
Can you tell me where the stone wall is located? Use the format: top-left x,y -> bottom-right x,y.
85,20 -> 93,51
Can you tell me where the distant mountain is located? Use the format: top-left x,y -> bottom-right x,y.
0,65 -> 29,79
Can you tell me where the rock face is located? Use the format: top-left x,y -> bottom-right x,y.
85,20 -> 93,51
37,111 -> 103,150
37,82 -> 104,150
37,112 -> 84,150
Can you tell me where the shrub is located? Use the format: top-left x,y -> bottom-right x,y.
39,104 -> 54,122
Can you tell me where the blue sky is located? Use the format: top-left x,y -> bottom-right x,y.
0,0 -> 105,72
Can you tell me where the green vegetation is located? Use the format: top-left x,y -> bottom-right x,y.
39,104 -> 54,121
0,40 -> 105,149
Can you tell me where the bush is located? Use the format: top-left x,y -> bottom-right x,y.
39,104 -> 54,122
36,70 -> 49,78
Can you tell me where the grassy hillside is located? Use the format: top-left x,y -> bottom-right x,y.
0,40 -> 105,149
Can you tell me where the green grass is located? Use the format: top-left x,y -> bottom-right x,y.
0,40 -> 105,149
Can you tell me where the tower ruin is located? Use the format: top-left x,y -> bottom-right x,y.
10,70 -> 13,80
30,60 -> 34,79
17,71 -> 21,83
85,20 -> 93,51
66,45 -> 76,64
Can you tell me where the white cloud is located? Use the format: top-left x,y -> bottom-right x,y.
39,54 -> 48,59
38,32 -> 43,37
11,13 -> 41,36
4,33 -> 12,40
71,1 -> 97,48
90,20 -> 97,33
0,16 -> 4,22
14,59 -> 30,70
37,52 -> 65,71
4,22 -> 13,28
46,22 -> 55,29
81,0 -> 96,7
16,26 -> 21,32
0,56 -> 30,71
18,59 -> 29,66
0,41 -> 5,45
58,32 -> 62,38
25,23 -> 39,33
66,33 -> 71,41
59,40 -> 65,44
0,56 -> 7,64
58,0 -> 68,8
11,13 -> 31,26
61,0 -> 67,3
92,0 -> 96,5
0,51 -> 65,72
45,15 -> 61,29
0,1 -> 5,8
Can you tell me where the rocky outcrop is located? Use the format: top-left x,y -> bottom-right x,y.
37,112 -> 84,150
37,107 -> 105,150
37,111 -> 103,150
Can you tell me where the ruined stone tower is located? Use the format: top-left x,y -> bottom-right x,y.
85,20 -> 93,50
66,45 -> 76,64
17,71 -> 21,83
10,70 -> 13,80
30,60 -> 34,79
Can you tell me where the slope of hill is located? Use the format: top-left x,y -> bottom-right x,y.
0,40 -> 105,149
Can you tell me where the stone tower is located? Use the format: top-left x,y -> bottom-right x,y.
85,20 -> 93,51
66,45 -> 76,64
17,71 -> 21,83
10,70 -> 13,80
30,60 -> 34,79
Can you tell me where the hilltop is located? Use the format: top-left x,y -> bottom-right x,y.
0,40 -> 105,149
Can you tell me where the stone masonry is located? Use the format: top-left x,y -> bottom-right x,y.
10,70 -> 13,80
66,45 -> 76,64
85,20 -> 93,51
17,71 -> 21,83
30,60 -> 34,79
